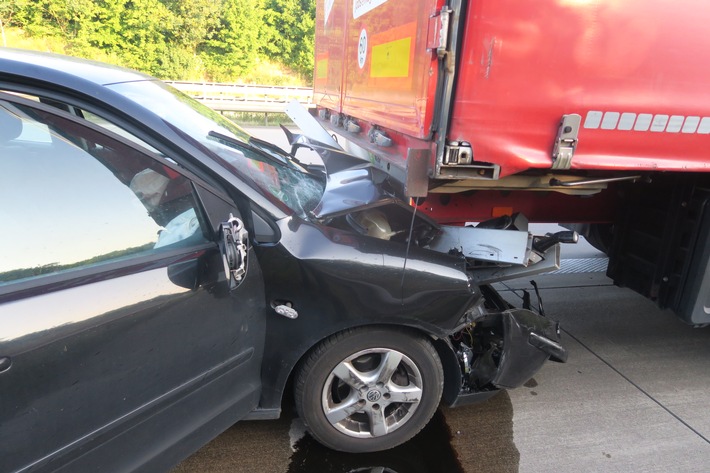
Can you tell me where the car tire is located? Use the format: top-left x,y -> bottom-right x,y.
294,327 -> 444,453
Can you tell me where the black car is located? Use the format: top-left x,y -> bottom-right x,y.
0,49 -> 566,472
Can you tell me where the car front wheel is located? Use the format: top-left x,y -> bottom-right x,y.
294,327 -> 444,453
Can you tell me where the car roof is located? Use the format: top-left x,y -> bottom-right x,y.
0,47 -> 153,86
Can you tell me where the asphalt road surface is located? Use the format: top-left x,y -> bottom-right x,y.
170,126 -> 710,473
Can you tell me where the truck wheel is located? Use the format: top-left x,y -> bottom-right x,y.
586,223 -> 613,254
294,327 -> 444,453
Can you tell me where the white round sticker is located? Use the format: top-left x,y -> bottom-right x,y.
358,29 -> 368,69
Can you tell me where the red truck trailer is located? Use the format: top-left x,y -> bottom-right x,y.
311,0 -> 710,325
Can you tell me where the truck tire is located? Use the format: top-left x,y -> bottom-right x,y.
586,223 -> 613,254
294,327 -> 444,453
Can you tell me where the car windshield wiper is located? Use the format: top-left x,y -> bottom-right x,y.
248,134 -> 319,176
249,135 -> 305,165
207,130 -> 287,167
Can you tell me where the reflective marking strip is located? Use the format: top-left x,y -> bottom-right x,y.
650,115 -> 669,132
601,112 -> 620,130
370,37 -> 411,78
618,113 -> 636,130
634,114 -> 652,131
584,111 -> 603,129
584,111 -> 710,135
667,115 -> 684,133
683,117 -> 700,133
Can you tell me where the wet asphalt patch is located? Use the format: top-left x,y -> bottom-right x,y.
443,391 -> 519,473
173,392 -> 520,472
287,410 -> 464,473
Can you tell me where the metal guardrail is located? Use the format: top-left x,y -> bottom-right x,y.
165,81 -> 314,113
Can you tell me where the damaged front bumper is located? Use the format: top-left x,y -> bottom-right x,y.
494,309 -> 567,385
447,308 -> 567,407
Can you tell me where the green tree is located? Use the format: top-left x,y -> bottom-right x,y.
3,0 -> 317,83
260,0 -> 315,79
200,0 -> 262,81
160,0 -> 223,51
114,0 -> 176,75
0,0 -> 20,46
72,0 -> 194,78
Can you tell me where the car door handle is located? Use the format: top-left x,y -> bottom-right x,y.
0,357 -> 11,373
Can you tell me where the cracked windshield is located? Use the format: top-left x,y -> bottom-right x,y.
109,80 -> 325,217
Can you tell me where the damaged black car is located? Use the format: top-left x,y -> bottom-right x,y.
0,49 -> 566,472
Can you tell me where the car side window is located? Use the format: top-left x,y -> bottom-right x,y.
80,109 -> 163,155
0,99 -> 210,285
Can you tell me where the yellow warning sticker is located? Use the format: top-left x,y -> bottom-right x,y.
370,37 -> 411,78
316,58 -> 328,79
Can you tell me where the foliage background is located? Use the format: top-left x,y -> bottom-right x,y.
0,0 -> 315,85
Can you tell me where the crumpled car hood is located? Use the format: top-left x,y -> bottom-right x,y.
311,166 -> 401,219
281,103 -> 405,219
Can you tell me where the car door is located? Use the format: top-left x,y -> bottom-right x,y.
0,94 -> 266,472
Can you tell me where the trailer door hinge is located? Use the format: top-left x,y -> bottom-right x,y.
551,114 -> 581,170
437,8 -> 452,59
443,141 -> 473,165
428,8 -> 452,58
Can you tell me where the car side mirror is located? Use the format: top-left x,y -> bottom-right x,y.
219,214 -> 249,289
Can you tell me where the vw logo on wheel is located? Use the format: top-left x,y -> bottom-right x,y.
366,389 -> 381,402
